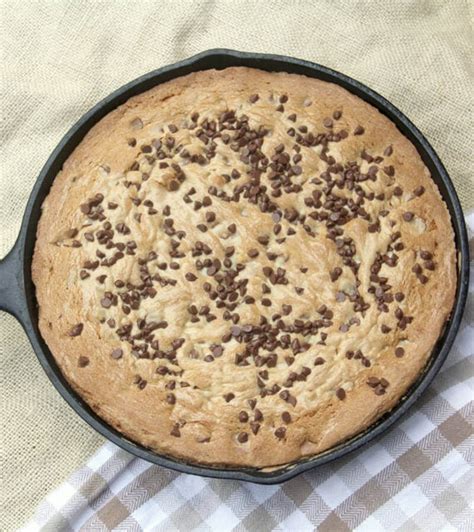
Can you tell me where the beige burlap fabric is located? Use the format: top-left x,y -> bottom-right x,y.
1,1 -> 473,529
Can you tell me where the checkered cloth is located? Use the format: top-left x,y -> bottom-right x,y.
23,214 -> 474,531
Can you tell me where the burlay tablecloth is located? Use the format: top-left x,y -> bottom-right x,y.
1,1 -> 473,530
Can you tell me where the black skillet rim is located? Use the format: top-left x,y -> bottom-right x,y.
0,49 -> 469,484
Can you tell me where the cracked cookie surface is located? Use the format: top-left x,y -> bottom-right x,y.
32,67 -> 456,468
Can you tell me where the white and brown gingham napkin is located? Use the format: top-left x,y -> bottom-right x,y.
23,214 -> 474,531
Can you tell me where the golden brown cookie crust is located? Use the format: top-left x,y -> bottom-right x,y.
32,67 -> 457,468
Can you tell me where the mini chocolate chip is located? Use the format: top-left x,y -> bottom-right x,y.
368,223 -> 379,233
170,424 -> 181,437
279,390 -> 289,400
185,272 -> 197,281
292,165 -> 302,175
69,323 -> 83,337
80,203 -> 91,214
249,93 -> 259,103
224,393 -> 235,402
275,427 -> 286,439
383,165 -> 395,177
281,411 -> 292,424
101,296 -> 114,308
272,211 -> 281,223
237,432 -> 248,443
330,267 -> 342,282
403,211 -> 414,221
212,345 -> 223,357
314,357 -> 325,366
250,422 -> 260,435
336,388 -> 346,400
205,212 -> 216,223
248,248 -> 259,258
414,186 -> 425,197
394,308 -> 404,320
395,292 -> 405,302
354,125 -> 365,135
239,411 -> 249,422
395,347 -> 405,358
111,348 -> 123,360
231,325 -> 241,337
78,356 -> 89,368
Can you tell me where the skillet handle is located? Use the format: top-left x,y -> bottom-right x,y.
0,238 -> 26,321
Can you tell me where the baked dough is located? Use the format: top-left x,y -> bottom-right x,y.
32,68 -> 457,468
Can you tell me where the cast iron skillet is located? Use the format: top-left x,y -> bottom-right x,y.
0,49 -> 469,484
